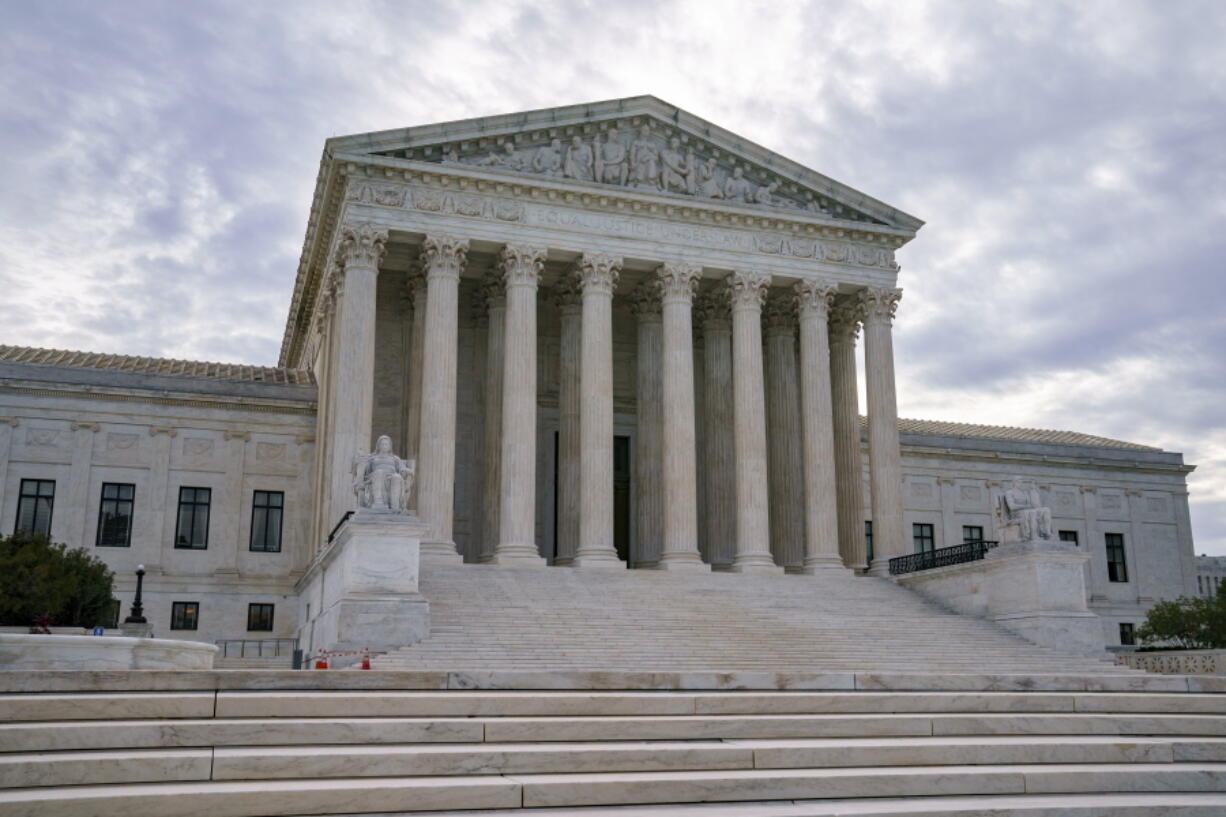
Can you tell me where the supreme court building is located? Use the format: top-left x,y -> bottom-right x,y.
0,97 -> 1199,652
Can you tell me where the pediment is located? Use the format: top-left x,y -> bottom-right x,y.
327,96 -> 922,232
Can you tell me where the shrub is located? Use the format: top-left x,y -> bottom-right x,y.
1136,585 -> 1226,650
0,531 -> 116,629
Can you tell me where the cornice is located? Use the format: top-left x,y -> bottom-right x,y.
899,443 -> 1195,476
0,384 -> 317,417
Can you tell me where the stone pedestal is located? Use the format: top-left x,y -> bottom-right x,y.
896,539 -> 1105,657
296,513 -> 430,664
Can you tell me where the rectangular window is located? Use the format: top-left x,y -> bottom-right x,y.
96,483 -> 135,547
170,601 -> 199,631
1105,533 -> 1128,582
247,602 -> 275,632
864,521 -> 873,564
1059,530 -> 1079,546
249,490 -> 284,552
962,525 -> 984,543
1199,576 -> 1204,595
174,487 -> 211,549
15,479 -> 55,537
1119,622 -> 1136,646
913,523 -> 935,554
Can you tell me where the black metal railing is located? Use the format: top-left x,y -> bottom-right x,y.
215,638 -> 299,659
327,510 -> 354,544
889,540 -> 999,576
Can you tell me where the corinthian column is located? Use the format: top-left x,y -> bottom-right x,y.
405,269 -> 428,463
726,271 -> 782,573
478,271 -> 506,562
795,280 -> 844,571
829,301 -> 867,569
630,281 -> 664,568
554,276 -> 583,565
697,293 -> 735,568
328,222 -> 387,524
763,295 -> 805,571
494,245 -> 548,565
417,234 -> 469,561
861,287 -> 905,575
657,261 -> 706,571
574,253 -> 623,568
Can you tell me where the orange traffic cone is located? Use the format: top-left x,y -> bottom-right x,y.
314,652 -> 329,670
360,649 -> 371,670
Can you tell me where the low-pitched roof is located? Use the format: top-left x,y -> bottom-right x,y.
0,345 -> 314,386
887,417 -> 1160,452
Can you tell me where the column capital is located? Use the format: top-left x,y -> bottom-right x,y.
498,245 -> 547,288
859,286 -> 902,325
551,273 -> 583,315
480,270 -> 507,312
794,279 -> 838,319
630,280 -> 663,320
422,234 -> 470,280
575,253 -> 622,295
657,261 -> 702,304
762,294 -> 796,336
694,291 -> 731,331
725,270 -> 770,312
828,299 -> 862,343
336,222 -> 389,270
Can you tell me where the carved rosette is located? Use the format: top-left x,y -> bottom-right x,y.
479,270 -> 506,312
762,294 -> 796,335
575,253 -> 622,296
498,245 -> 547,288
858,287 -> 902,326
551,272 -> 583,315
656,261 -> 702,305
794,279 -> 838,319
724,271 -> 771,313
828,299 -> 861,344
629,280 -> 662,320
694,291 -> 732,331
422,234 -> 470,280
336,222 -> 389,270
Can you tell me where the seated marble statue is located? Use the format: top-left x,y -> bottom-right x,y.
352,435 -> 415,514
995,477 -> 1053,543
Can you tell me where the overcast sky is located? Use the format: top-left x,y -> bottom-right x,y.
2,0 -> 1224,554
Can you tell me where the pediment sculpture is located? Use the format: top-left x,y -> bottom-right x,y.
412,123 -> 881,223
352,435 -> 415,514
995,477 -> 1054,544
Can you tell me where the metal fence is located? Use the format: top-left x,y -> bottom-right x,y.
888,540 -> 999,576
215,638 -> 299,659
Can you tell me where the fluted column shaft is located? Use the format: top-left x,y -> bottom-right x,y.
479,274 -> 506,562
405,272 -> 428,460
494,246 -> 547,565
574,254 -> 623,568
699,295 -> 735,568
554,280 -> 583,565
631,284 -> 664,568
829,303 -> 867,569
862,287 -> 905,575
328,222 -> 387,523
727,271 -> 782,573
417,234 -> 469,559
764,296 -> 805,571
796,280 -> 844,571
657,262 -> 705,570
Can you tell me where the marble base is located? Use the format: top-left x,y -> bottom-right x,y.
297,513 -> 431,662
0,633 -> 216,670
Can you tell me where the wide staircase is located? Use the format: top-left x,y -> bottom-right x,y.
2,674 -> 1225,815
376,564 -> 1124,673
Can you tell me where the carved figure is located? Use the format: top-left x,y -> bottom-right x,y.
698,157 -> 723,198
629,125 -> 660,190
352,435 -> 415,514
724,166 -> 753,202
442,148 -> 460,164
563,135 -> 594,182
659,137 -> 690,193
803,192 -> 827,214
754,181 -> 779,206
533,138 -> 563,177
595,127 -> 628,185
995,477 -> 1054,543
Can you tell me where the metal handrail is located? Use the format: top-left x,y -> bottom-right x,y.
327,510 -> 354,543
889,540 -> 999,576
215,638 -> 299,659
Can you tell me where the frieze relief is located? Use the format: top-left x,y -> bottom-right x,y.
346,179 -> 897,271
376,120 -> 886,225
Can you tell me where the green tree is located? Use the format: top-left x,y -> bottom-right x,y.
1137,589 -> 1226,650
0,531 -> 116,629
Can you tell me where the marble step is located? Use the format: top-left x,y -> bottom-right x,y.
7,711 -> 1224,753
7,736 -> 1225,789
6,763 -> 1226,816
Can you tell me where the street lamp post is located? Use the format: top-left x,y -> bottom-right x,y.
121,565 -> 149,636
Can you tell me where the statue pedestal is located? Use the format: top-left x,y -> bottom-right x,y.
296,512 -> 430,666
896,539 -> 1106,657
